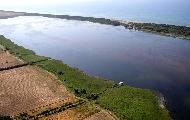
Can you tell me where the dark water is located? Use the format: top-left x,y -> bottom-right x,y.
1,0 -> 190,26
0,16 -> 190,119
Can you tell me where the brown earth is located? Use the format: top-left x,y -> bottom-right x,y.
40,102 -> 101,120
0,50 -> 23,68
0,65 -> 75,116
0,49 -> 116,120
40,107 -> 116,120
84,110 -> 116,120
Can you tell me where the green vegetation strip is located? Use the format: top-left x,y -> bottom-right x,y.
22,12 -> 190,40
0,35 -> 48,63
127,22 -> 190,40
0,35 -> 171,120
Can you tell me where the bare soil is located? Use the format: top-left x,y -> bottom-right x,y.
0,51 -> 116,120
40,102 -> 116,120
40,102 -> 100,120
0,65 -> 75,116
0,50 -> 23,68
84,110 -> 116,120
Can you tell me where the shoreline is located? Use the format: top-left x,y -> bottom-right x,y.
0,35 -> 171,119
0,10 -> 190,41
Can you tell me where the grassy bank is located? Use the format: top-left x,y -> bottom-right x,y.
0,35 -> 171,120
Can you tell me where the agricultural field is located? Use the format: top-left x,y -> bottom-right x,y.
0,50 -> 23,69
84,110 -> 116,120
0,64 -> 75,117
40,102 -> 99,120
40,102 -> 116,120
0,49 -> 115,120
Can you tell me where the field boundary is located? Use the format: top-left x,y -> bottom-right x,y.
13,99 -> 86,120
0,59 -> 48,71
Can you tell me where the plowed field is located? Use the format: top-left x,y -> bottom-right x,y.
0,50 -> 116,120
0,66 -> 75,116
0,50 -> 23,68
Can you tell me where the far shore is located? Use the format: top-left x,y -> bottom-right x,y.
0,10 -> 190,41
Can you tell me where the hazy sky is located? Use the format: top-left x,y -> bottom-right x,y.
0,0 -> 188,7
0,0 -> 103,6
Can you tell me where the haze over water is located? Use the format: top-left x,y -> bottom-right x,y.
0,0 -> 190,26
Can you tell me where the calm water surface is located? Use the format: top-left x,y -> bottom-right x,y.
0,16 -> 190,119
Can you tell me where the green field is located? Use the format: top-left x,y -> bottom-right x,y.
0,35 -> 171,120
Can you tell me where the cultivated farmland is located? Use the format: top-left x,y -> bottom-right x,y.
0,49 -> 116,120
0,65 -> 75,116
0,50 -> 23,69
39,102 -> 116,120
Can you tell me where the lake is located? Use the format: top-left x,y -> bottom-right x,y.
0,16 -> 190,119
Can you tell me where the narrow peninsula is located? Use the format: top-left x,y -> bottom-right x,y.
1,10 -> 190,40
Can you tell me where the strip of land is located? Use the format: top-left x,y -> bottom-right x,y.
0,10 -> 190,40
0,10 -> 24,19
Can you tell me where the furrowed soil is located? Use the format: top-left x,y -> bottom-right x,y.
0,49 -> 115,120
84,110 -> 116,120
40,102 -> 116,120
0,65 -> 75,116
0,50 -> 23,68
